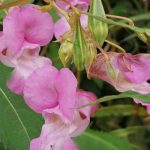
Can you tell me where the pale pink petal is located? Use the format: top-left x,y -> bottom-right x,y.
7,54 -> 51,94
24,65 -> 58,113
56,0 -> 78,10
0,32 -> 6,52
21,4 -> 54,45
30,138 -> 40,150
63,139 -> 78,150
77,89 -> 98,119
80,14 -> 88,28
55,68 -> 77,121
54,17 -> 70,39
30,114 -> 71,150
70,111 -> 89,137
0,41 -> 40,67
3,7 -> 24,56
118,54 -> 150,84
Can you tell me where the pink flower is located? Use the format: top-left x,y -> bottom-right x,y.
24,66 -> 77,121
56,0 -> 90,11
54,0 -> 89,39
30,113 -> 79,150
0,4 -> 54,57
54,15 -> 88,39
30,89 -> 98,150
89,52 -> 150,94
7,44 -> 52,94
89,52 -> 150,113
0,4 -> 54,94
24,63 -> 98,121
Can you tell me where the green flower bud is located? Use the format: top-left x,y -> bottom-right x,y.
59,40 -> 73,66
85,43 -> 97,77
88,0 -> 108,46
73,18 -> 87,71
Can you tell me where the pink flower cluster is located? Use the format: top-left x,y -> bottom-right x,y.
1,1 -> 150,149
0,2 -> 97,150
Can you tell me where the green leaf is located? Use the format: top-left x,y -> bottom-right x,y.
75,130 -> 133,150
0,64 -> 43,150
94,105 -> 147,118
111,125 -> 150,137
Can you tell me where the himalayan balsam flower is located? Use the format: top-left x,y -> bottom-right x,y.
89,52 -> 150,113
30,86 -> 97,150
24,66 -> 77,121
0,4 -> 54,94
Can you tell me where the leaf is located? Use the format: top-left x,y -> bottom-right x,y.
0,64 -> 43,150
94,105 -> 147,118
111,125 -> 150,137
75,130 -> 133,150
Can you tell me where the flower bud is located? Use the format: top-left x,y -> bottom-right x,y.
59,39 -> 73,66
73,18 -> 87,71
88,0 -> 108,46
85,42 -> 97,77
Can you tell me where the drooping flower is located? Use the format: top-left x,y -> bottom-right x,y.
89,52 -> 150,112
30,88 -> 98,150
89,52 -> 150,94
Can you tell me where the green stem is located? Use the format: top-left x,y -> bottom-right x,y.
0,0 -> 28,10
109,13 -> 150,29
80,93 -> 131,108
85,12 -> 149,33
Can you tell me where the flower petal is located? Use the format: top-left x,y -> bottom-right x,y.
24,65 -> 58,113
54,17 -> 70,39
55,68 -> 77,121
21,4 -> 54,45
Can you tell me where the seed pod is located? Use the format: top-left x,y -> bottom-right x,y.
73,18 -> 87,71
88,0 -> 108,46
59,39 -> 73,66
